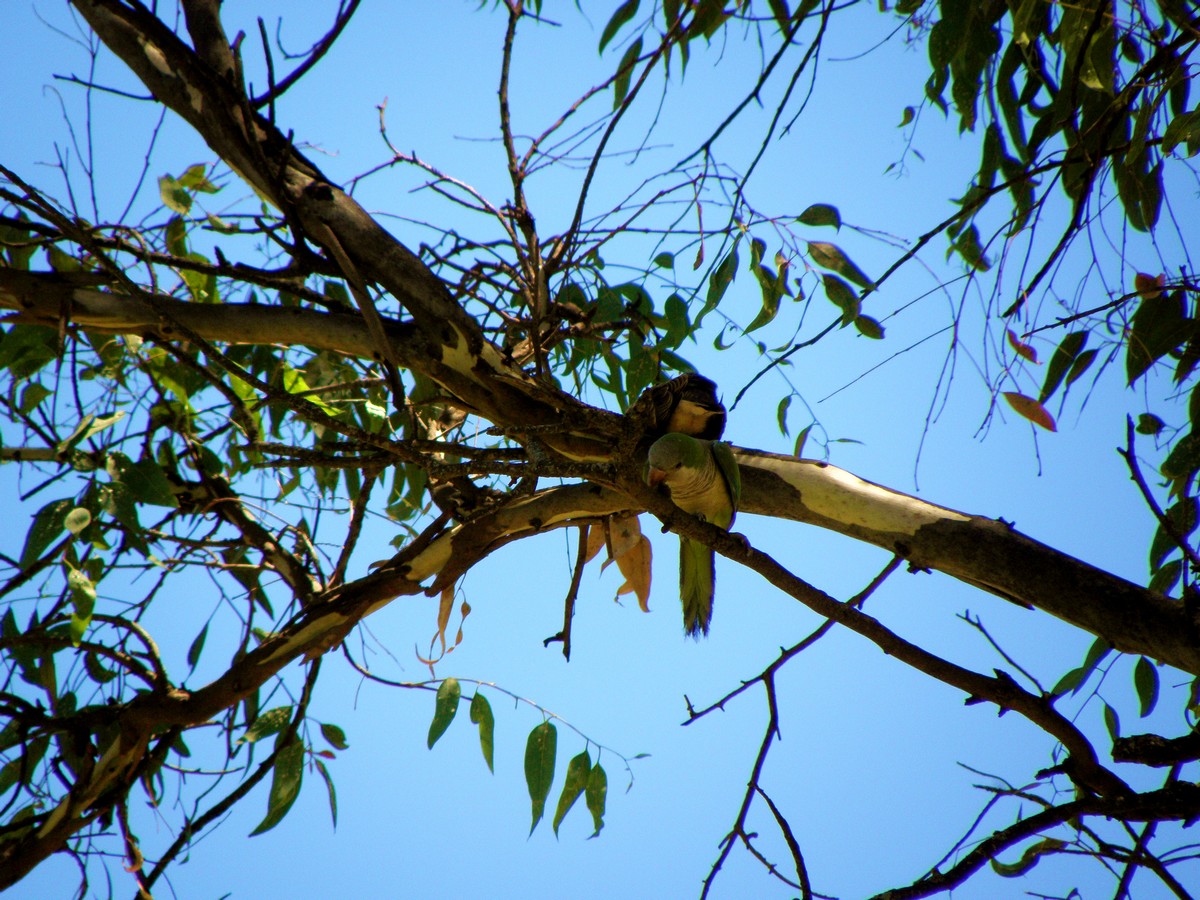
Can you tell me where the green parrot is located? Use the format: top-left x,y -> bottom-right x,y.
645,433 -> 741,637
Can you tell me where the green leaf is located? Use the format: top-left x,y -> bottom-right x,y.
19,498 -> 73,567
822,274 -> 859,325
807,241 -> 873,288
1163,109 -> 1200,157
18,383 -> 51,414
469,692 -> 494,773
315,757 -> 338,829
66,568 -> 96,644
1136,413 -> 1164,436
776,394 -> 791,436
990,838 -> 1066,877
165,216 -> 188,257
63,507 -> 92,536
797,204 -> 841,229
1039,331 -> 1087,403
612,37 -> 643,110
699,244 -> 739,325
553,750 -> 592,835
1127,291 -> 1194,385
794,423 -> 813,458
599,0 -> 639,53
241,706 -> 293,744
767,0 -> 790,32
108,452 -> 180,508
1133,656 -> 1159,717
585,762 -> 607,836
249,738 -> 304,836
1148,558 -> 1182,595
186,623 -> 208,671
653,252 -> 674,268
1103,702 -> 1121,742
320,722 -> 349,751
525,721 -> 557,835
177,163 -> 218,193
158,174 -> 192,215
427,677 -> 461,749
854,315 -> 884,339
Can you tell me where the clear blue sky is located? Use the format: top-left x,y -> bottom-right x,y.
3,2 -> 1196,898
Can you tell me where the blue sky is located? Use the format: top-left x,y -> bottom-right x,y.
3,2 -> 1197,898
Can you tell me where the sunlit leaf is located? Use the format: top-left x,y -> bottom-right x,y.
249,739 -> 304,836
585,762 -> 607,837
553,750 -> 591,835
525,721 -> 557,835
241,706 -> 293,744
427,677 -> 461,749
469,691 -> 494,773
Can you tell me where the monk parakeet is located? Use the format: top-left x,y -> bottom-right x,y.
631,373 -> 726,442
646,433 -> 741,637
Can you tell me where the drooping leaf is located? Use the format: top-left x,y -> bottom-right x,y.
612,37 -> 643,110
1133,656 -> 1159,718
19,498 -> 73,567
614,534 -> 652,612
807,241 -> 873,288
1002,392 -> 1056,431
599,0 -> 639,53
186,623 -> 208,672
525,721 -> 557,835
585,762 -> 607,837
1126,291 -> 1194,385
1039,331 -> 1087,403
427,677 -> 461,749
822,274 -> 859,326
1006,329 -> 1037,362
553,750 -> 592,835
314,758 -> 338,829
469,691 -> 494,773
249,738 -> 304,836
699,244 -> 739,325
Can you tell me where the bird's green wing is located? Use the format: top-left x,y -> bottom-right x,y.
710,441 -> 741,524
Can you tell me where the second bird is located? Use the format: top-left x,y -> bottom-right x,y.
646,433 -> 741,637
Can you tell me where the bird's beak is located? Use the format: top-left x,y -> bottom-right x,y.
647,467 -> 667,488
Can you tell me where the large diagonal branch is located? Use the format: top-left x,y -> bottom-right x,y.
2,270 -> 1196,672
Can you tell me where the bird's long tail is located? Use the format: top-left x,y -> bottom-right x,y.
679,537 -> 715,637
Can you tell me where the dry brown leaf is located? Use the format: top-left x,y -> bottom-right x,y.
615,534 -> 653,612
